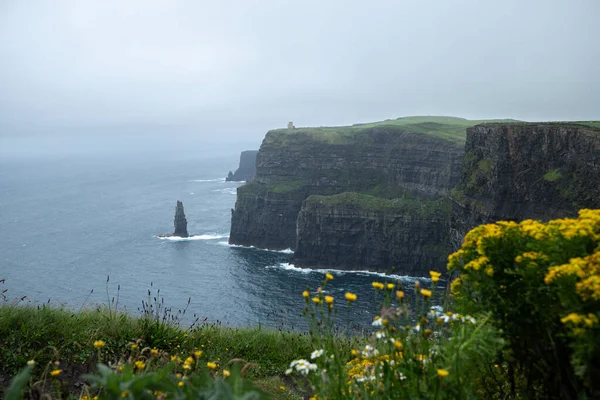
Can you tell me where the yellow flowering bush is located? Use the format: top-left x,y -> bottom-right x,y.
449,209 -> 600,398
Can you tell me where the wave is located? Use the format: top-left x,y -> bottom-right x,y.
190,178 -> 224,183
265,263 -> 431,282
218,242 -> 294,254
157,233 -> 229,241
212,188 -> 237,195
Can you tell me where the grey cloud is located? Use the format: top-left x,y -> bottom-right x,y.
0,0 -> 598,138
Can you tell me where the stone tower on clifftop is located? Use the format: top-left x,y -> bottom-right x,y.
173,200 -> 189,237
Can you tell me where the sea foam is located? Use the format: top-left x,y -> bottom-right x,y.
218,242 -> 294,254
265,263 -> 432,282
157,233 -> 229,241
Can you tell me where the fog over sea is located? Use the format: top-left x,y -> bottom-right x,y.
0,134 -> 436,330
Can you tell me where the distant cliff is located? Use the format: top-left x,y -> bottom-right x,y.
226,150 -> 258,182
452,123 -> 600,241
230,118 -> 468,272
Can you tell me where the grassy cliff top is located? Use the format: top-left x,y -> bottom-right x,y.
473,121 -> 600,131
305,192 -> 451,216
266,116 -> 521,144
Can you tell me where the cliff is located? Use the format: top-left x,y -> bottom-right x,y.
452,122 -> 600,240
294,193 -> 453,274
229,122 -> 465,253
226,150 -> 258,182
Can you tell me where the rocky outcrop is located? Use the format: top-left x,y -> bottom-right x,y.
173,200 -> 189,237
226,150 -> 258,182
230,124 -> 464,266
294,193 -> 453,274
452,123 -> 600,239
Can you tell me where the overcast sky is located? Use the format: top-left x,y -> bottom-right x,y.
1,0 -> 599,140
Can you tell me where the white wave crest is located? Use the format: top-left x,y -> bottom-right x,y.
264,263 -> 430,282
212,188 -> 237,195
157,233 -> 229,241
218,242 -> 294,254
190,178 -> 223,182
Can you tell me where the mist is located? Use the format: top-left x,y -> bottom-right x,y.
1,0 -> 599,145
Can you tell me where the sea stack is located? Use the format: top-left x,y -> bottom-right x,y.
173,200 -> 189,237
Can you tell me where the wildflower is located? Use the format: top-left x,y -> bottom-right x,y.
150,348 -> 159,356
351,349 -> 359,356
361,345 -> 379,358
178,381 -> 184,387
302,290 -> 310,299
121,389 -> 129,398
27,360 -> 35,366
93,340 -> 106,349
130,344 -> 138,350
386,283 -> 395,290
287,359 -> 318,375
280,386 -> 285,391
312,297 -> 321,304
345,292 -> 357,302
50,369 -> 62,377
326,273 -> 334,280
430,271 -> 442,283
396,290 -> 404,300
176,373 -> 182,378
437,369 -> 449,377
393,339 -> 403,350
372,282 -> 384,290
325,295 -> 334,306
185,356 -> 194,365
421,289 -> 432,297
134,361 -> 145,370
372,316 -> 382,326
207,362 -> 217,369
194,350 -> 203,358
375,331 -> 386,339
183,363 -> 192,370
311,349 -> 324,359
118,365 -> 124,372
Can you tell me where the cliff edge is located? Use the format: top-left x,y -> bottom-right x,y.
226,150 -> 258,182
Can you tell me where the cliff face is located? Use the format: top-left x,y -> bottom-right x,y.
230,124 -> 464,261
226,150 -> 258,182
294,194 -> 453,274
452,123 -> 600,239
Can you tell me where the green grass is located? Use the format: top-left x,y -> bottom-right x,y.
265,116 -> 523,145
305,192 -> 451,217
543,168 -> 563,183
0,304 -> 325,398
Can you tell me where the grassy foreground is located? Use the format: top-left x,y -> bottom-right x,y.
0,303 -> 345,399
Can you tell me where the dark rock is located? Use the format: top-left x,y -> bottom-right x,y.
452,123 -> 600,240
173,200 -> 189,237
226,151 -> 258,182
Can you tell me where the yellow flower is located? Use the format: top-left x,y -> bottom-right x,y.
150,348 -> 159,356
437,369 -> 449,377
420,289 -> 432,297
207,362 -> 217,370
393,340 -> 403,350
302,290 -> 310,299
130,344 -> 138,350
194,350 -> 203,358
396,290 -> 404,300
118,365 -> 124,372
185,356 -> 194,365
450,278 -> 461,295
280,386 -> 285,391
312,297 -> 321,304
345,292 -> 357,302
430,271 -> 442,283
325,295 -> 334,305
50,369 -> 62,377
134,360 -> 146,370
178,381 -> 184,387
27,360 -> 35,366
386,283 -> 395,290
223,369 -> 231,377
325,273 -> 334,280
121,389 -> 129,398
93,340 -> 106,349
372,281 -> 384,290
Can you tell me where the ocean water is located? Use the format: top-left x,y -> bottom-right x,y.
0,137 -> 436,330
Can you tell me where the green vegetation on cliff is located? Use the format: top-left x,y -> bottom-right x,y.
266,116 -> 521,145
305,192 -> 451,217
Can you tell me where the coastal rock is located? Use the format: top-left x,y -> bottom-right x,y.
452,123 -> 600,240
173,200 -> 189,237
226,150 -> 258,182
230,123 -> 464,272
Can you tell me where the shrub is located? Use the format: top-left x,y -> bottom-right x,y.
448,209 -> 600,398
